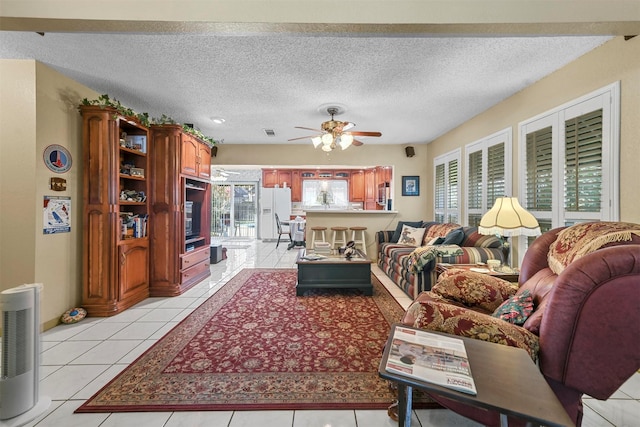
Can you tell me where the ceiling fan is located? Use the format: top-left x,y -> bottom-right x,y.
211,167 -> 240,181
289,107 -> 382,152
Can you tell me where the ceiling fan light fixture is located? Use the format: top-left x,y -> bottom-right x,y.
311,136 -> 322,148
339,133 -> 353,149
321,144 -> 332,152
321,133 -> 333,145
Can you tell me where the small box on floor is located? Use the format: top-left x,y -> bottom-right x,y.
210,244 -> 223,264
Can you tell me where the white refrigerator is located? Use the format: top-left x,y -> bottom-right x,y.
259,187 -> 292,240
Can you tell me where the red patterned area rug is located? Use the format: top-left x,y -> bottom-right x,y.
76,268 -> 437,412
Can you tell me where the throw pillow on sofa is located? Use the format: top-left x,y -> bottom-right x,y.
442,227 -> 465,245
398,224 -> 427,247
432,268 -> 516,312
414,300 -> 540,361
491,290 -> 534,325
391,221 -> 424,243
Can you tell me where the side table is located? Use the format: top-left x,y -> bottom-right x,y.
379,324 -> 574,427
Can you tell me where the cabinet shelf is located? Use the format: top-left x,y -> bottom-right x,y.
185,183 -> 207,191
120,201 -> 146,206
185,236 -> 206,245
120,174 -> 146,181
119,147 -> 147,156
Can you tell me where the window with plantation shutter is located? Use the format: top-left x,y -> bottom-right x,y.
468,150 -> 482,210
565,109 -> 602,212
465,129 -> 511,226
447,159 -> 459,223
435,164 -> 445,208
525,126 -> 553,212
518,82 -> 619,264
487,143 -> 506,204
434,150 -> 461,224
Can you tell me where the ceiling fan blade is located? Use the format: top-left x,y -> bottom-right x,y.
348,131 -> 382,137
295,126 -> 324,132
288,135 -> 319,141
352,139 -> 364,146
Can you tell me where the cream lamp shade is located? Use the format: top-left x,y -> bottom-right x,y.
479,197 -> 541,237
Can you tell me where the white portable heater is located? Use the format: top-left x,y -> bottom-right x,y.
0,284 -> 50,426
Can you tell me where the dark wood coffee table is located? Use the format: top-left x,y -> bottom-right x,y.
379,324 -> 574,427
295,249 -> 373,296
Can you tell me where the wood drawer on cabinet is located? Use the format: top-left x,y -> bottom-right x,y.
180,260 -> 210,285
181,247 -> 210,270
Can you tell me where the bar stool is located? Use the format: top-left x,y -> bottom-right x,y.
350,226 -> 368,255
331,226 -> 348,250
310,226 -> 327,248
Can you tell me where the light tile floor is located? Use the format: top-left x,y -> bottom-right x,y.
24,238 -> 640,426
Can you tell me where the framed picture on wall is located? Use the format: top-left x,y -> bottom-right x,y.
402,176 -> 420,196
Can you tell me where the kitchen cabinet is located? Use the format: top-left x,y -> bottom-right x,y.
278,170 -> 292,188
262,169 -> 292,188
375,166 -> 393,186
350,170 -> 365,202
365,168 -> 377,210
262,169 -> 278,187
291,170 -> 302,202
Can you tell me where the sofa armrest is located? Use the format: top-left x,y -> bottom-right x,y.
376,230 -> 394,244
376,230 -> 394,254
540,245 -> 640,399
439,246 -> 508,265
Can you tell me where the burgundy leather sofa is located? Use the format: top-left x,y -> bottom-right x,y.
402,222 -> 640,426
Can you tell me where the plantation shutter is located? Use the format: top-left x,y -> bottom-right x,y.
434,163 -> 445,223
526,126 -> 553,211
435,163 -> 445,210
467,150 -> 482,210
565,109 -> 603,212
447,159 -> 458,223
487,143 -> 505,206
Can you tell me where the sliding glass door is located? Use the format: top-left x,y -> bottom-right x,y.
211,183 -> 258,238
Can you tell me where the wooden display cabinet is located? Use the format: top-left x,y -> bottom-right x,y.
149,125 -> 211,296
80,105 -> 150,317
181,133 -> 211,180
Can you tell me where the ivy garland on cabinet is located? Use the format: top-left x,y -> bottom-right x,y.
79,94 -> 219,147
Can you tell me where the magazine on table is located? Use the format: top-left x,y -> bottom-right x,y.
385,326 -> 477,395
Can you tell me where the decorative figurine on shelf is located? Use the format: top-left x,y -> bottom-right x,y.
343,240 -> 356,259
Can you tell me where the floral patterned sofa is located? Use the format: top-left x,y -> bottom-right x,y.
376,221 -> 507,299
401,221 -> 640,426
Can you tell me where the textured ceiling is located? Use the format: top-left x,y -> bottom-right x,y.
0,31 -> 612,146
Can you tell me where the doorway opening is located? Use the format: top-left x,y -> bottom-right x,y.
211,182 -> 258,239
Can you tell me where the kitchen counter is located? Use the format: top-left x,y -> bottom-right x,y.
303,210 -> 399,258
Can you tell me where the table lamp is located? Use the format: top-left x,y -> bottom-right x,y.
478,197 -> 541,267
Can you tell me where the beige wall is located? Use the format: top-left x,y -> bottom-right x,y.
425,36 -> 640,224
0,59 -> 98,329
0,61 -> 37,288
